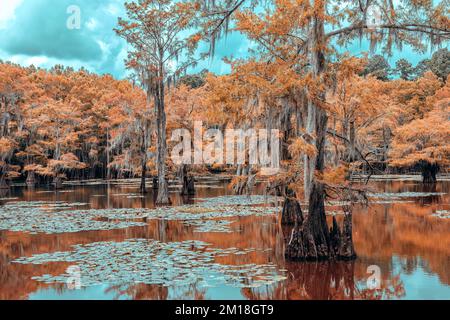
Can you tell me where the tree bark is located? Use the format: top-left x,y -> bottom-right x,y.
140,121 -> 149,194
106,127 -> 111,180
155,66 -> 170,205
347,121 -> 357,162
337,213 -> 357,260
0,175 -> 9,189
382,126 -> 391,162
180,165 -> 195,196
140,159 -> 147,194
281,197 -> 303,226
53,176 -> 63,189
419,161 -> 438,184
26,171 -> 36,187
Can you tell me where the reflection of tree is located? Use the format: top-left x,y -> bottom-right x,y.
105,283 -> 169,301
354,202 -> 450,285
242,261 -> 405,300
0,252 -> 68,300
358,275 -> 405,300
105,282 -> 207,301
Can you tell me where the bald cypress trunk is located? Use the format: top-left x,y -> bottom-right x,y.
180,165 -> 195,196
140,160 -> 147,194
154,60 -> 170,205
348,121 -> 357,162
338,213 -> 357,260
286,5 -> 356,261
53,176 -> 63,189
281,197 -> 303,226
419,161 -> 438,184
26,171 -> 36,187
140,121 -> 149,194
0,176 -> 9,189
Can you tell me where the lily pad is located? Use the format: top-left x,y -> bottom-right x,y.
13,239 -> 285,289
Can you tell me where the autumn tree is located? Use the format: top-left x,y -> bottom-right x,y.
327,57 -> 394,169
104,80 -> 151,192
0,61 -> 155,188
116,0 -> 204,204
0,63 -> 27,186
0,63 -> 27,138
387,71 -> 443,123
0,137 -> 18,188
200,0 -> 449,261
389,77 -> 450,183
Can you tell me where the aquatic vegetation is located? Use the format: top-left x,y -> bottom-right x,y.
184,219 -> 237,233
13,239 -> 286,288
195,195 -> 281,206
2,191 -> 444,235
0,196 -> 279,234
369,192 -> 446,199
370,200 -> 414,204
0,201 -> 147,234
432,210 -> 450,219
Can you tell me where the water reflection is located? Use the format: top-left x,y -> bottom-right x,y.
0,180 -> 449,300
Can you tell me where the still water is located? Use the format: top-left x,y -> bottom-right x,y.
0,178 -> 449,300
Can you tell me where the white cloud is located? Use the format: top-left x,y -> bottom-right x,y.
0,0 -> 23,29
97,40 -> 110,54
86,18 -> 99,31
23,55 -> 49,66
105,3 -> 120,15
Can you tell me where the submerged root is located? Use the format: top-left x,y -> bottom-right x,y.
285,182 -> 357,261
286,213 -> 356,261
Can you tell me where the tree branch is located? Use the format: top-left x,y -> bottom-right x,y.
326,23 -> 450,40
327,129 -> 383,184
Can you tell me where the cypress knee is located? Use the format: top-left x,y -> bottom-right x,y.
419,161 -> 438,184
152,177 -> 158,190
53,176 -> 63,189
181,176 -> 195,195
281,198 -> 303,226
26,171 -> 37,187
338,213 -> 357,260
0,176 -> 9,190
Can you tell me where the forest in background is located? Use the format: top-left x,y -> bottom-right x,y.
1,50 -> 448,188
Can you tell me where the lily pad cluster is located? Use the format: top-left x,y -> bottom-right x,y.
184,219 -> 237,233
13,239 -> 286,288
0,196 -> 280,234
0,201 -> 147,234
432,210 -> 450,219
369,192 -> 446,199
196,195 -> 281,206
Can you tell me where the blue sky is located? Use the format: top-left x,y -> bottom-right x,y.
0,0 -> 442,79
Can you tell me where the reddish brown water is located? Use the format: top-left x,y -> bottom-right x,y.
0,179 -> 449,300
